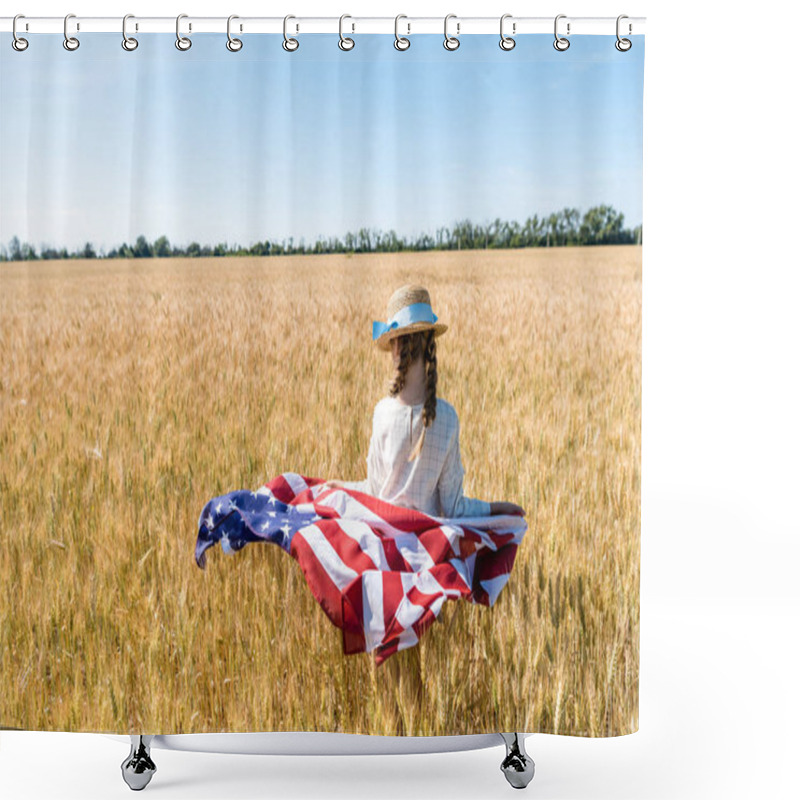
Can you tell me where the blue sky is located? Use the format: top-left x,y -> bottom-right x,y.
1,33 -> 643,252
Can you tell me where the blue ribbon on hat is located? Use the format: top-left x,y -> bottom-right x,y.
372,302 -> 438,341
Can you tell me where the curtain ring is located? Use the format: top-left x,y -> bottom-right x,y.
394,14 -> 410,50
176,14 -> 192,51
443,14 -> 460,51
283,15 -> 299,51
63,13 -> 80,51
499,14 -> 515,51
615,15 -> 632,51
12,14 -> 29,51
226,15 -> 243,51
338,14 -> 355,50
553,14 -> 570,51
122,14 -> 138,51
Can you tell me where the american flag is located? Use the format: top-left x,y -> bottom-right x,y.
195,472 -> 527,665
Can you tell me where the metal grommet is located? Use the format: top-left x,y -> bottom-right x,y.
12,14 -> 29,51
63,13 -> 80,51
122,14 -> 138,51
443,14 -> 460,51
499,14 -> 515,51
283,15 -> 299,51
338,14 -> 355,50
554,14 -> 570,51
226,14 -> 243,51
615,15 -> 632,51
176,13 -> 192,51
394,14 -> 410,50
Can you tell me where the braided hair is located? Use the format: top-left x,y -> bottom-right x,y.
388,329 -> 438,461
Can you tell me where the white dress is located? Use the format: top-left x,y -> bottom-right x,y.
342,395 -> 491,518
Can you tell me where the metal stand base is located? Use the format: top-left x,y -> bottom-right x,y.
500,732 -> 536,789
119,731 -> 534,790
121,735 -> 156,791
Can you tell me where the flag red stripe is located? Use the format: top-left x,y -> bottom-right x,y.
411,607 -> 438,642
316,519 -> 393,576
266,474 -> 296,503
289,532 -> 346,628
476,543 -> 519,582
341,489 -> 444,534
381,572 -> 406,636
416,526 -> 456,564
341,577 -> 367,655
428,562 -> 473,595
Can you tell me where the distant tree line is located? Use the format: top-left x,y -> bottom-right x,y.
1,205 -> 642,262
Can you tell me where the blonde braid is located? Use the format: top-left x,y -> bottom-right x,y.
388,334 -> 413,396
408,330 -> 438,461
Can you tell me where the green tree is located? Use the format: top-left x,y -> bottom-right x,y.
133,235 -> 152,258
580,205 -> 625,245
153,235 -> 171,258
546,213 -> 559,247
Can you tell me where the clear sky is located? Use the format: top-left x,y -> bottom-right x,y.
1,33 -> 644,253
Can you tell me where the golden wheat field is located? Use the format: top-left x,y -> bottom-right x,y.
0,245 -> 640,736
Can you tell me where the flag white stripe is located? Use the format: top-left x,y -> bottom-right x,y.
390,532 -> 435,572
338,520 -> 392,571
284,472 -> 310,496
321,488 -> 420,537
450,555 -> 475,592
481,573 -> 511,605
361,572 -> 386,652
297,524 -> 358,591
392,570 -> 452,632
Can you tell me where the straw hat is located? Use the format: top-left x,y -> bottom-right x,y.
372,284 -> 448,351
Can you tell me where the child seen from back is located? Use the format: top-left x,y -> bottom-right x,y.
324,284 -> 525,725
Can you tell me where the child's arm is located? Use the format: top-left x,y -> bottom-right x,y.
488,501 -> 526,516
437,417 -> 492,518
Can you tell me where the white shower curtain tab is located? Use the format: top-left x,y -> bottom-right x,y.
0,14 -> 647,37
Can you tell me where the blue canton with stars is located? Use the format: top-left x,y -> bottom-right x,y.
195,488 -> 323,569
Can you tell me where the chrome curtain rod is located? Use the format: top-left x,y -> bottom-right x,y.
1,15 -> 646,36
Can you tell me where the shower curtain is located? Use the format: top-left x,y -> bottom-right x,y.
0,24 -> 644,738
